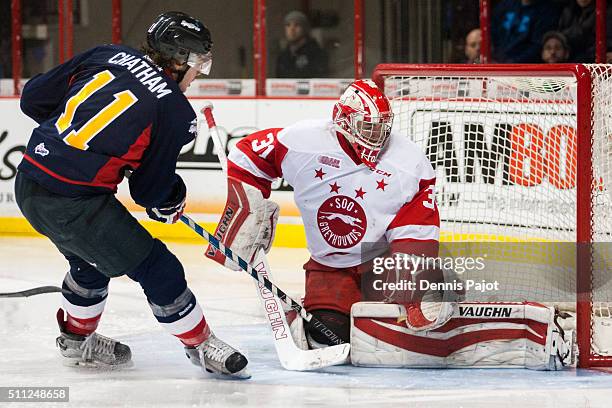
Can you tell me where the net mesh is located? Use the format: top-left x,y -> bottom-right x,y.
380,65 -> 612,359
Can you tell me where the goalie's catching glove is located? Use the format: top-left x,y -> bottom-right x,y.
146,176 -> 187,224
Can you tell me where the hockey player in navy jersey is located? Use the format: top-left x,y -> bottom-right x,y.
14,11 -> 249,378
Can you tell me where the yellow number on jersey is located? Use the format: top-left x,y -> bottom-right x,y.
55,70 -> 138,150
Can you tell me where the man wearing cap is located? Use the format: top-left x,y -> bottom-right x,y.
276,10 -> 329,78
541,31 -> 570,63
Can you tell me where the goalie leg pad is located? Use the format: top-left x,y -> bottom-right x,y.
206,178 -> 279,270
305,309 -> 351,346
350,301 -> 575,370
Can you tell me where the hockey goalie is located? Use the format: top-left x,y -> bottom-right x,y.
207,79 -> 575,370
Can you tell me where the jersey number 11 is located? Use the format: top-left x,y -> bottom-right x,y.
55,70 -> 138,150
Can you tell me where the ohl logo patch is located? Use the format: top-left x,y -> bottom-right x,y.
317,195 -> 367,249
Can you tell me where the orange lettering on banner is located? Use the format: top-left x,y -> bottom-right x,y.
546,125 -> 576,189
510,124 -> 545,186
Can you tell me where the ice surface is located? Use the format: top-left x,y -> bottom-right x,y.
1,237 -> 612,408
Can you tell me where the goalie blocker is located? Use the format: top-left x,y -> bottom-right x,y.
350,301 -> 575,370
206,178 -> 279,269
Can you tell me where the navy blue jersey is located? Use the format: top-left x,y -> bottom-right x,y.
18,44 -> 196,208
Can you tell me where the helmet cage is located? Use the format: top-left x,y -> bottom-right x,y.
334,102 -> 394,167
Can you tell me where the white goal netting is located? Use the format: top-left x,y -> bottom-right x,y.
378,65 -> 612,361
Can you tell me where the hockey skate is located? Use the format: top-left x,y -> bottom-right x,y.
185,332 -> 250,379
55,309 -> 132,369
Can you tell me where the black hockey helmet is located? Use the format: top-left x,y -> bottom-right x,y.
147,11 -> 213,74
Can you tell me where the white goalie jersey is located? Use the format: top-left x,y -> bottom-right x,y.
226,119 -> 440,268
223,119 -> 576,371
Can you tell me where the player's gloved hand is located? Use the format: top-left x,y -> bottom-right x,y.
146,176 -> 187,224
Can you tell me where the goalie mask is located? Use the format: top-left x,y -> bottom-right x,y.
333,80 -> 394,168
147,11 -> 213,75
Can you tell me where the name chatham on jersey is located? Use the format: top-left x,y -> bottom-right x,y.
108,52 -> 172,99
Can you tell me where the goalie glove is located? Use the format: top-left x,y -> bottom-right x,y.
146,176 -> 187,224
385,257 -> 464,332
206,178 -> 279,270
403,265 -> 465,331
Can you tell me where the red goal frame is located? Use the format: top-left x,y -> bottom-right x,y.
373,63 -> 611,369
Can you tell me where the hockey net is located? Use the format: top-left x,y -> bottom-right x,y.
372,64 -> 612,368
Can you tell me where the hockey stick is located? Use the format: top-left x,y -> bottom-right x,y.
0,286 -> 69,298
181,214 -> 348,344
192,104 -> 350,369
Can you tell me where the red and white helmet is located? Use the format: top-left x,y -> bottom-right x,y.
333,79 -> 394,168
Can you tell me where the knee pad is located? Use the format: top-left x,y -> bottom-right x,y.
304,309 -> 350,345
125,239 -> 187,306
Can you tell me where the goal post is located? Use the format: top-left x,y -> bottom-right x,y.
372,63 -> 612,368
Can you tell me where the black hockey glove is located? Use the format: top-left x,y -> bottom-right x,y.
146,176 -> 187,224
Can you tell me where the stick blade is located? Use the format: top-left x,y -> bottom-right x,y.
0,286 -> 64,298
279,344 -> 351,371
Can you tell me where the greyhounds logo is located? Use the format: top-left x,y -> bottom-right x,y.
317,195 -> 367,249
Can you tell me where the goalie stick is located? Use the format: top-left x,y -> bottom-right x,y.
199,104 -> 350,370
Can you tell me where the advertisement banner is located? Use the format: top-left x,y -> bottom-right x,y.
0,97 -> 336,245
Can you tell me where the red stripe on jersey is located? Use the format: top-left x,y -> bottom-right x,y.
91,124 -> 152,187
354,317 -> 546,358
418,177 -> 436,191
23,154 -> 117,188
23,125 -> 152,191
236,128 -> 285,179
387,178 -> 439,230
176,316 -> 211,347
274,139 -> 289,175
228,160 -> 272,198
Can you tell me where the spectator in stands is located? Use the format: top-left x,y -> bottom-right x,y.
541,31 -> 570,63
491,0 -> 561,63
464,28 -> 482,63
558,0 -> 596,62
276,11 -> 329,78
